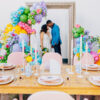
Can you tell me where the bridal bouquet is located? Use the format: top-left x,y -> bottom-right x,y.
42,48 -> 49,56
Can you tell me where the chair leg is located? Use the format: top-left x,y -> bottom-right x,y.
19,94 -> 23,100
76,95 -> 80,100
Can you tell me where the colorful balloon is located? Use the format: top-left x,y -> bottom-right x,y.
20,14 -> 28,23
24,8 -> 30,15
72,25 -> 84,38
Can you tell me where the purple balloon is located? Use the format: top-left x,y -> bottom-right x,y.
85,30 -> 90,35
34,14 -> 42,23
12,43 -> 21,52
19,34 -> 29,43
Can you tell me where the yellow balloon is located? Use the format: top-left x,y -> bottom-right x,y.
76,53 -> 80,57
7,23 -> 13,28
2,33 -> 9,42
26,56 -> 32,63
20,29 -> 27,34
13,25 -> 21,32
98,49 -> 100,54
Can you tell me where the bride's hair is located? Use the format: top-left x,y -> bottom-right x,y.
40,24 -> 48,33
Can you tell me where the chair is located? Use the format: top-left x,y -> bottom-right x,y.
27,91 -> 74,100
7,52 -> 26,100
42,52 -> 62,70
7,52 -> 26,66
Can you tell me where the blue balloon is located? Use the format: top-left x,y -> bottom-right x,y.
0,43 -> 2,49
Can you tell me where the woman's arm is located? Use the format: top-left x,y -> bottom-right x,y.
40,32 -> 44,50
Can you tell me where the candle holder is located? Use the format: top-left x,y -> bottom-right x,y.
25,63 -> 32,77
34,60 -> 40,77
84,64 -> 89,75
68,39 -> 74,74
77,61 -> 83,78
68,58 -> 74,74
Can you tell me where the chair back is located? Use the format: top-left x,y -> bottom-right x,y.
7,52 -> 25,66
42,52 -> 62,70
28,91 -> 74,100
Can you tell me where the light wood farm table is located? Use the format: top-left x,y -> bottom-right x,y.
0,64 -> 100,100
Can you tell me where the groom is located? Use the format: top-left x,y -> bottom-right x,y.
46,20 -> 62,54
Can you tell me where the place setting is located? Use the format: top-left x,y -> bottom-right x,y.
0,63 -> 16,70
37,58 -> 64,86
0,63 -> 16,85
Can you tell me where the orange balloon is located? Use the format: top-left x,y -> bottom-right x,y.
95,57 -> 100,65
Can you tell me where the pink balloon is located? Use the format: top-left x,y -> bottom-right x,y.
90,51 -> 98,57
90,51 -> 99,62
75,24 -> 80,28
94,56 -> 99,61
18,22 -> 36,34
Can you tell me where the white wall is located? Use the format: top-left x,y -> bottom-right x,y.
0,0 -> 100,35
31,9 -> 69,58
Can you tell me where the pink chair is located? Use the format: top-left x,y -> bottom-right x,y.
7,52 -> 26,66
42,52 -> 62,70
7,52 -> 26,100
27,91 -> 74,100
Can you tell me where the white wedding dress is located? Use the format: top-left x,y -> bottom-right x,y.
43,33 -> 51,52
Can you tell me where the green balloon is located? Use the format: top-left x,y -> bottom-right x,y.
72,27 -> 77,34
74,33 -> 80,38
76,27 -> 84,33
20,14 -> 28,23
24,8 -> 30,15
32,10 -> 37,15
32,19 -> 36,25
81,32 -> 84,35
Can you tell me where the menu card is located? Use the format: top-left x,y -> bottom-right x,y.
50,59 -> 61,74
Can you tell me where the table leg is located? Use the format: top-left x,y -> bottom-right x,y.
19,94 -> 23,100
76,95 -> 80,100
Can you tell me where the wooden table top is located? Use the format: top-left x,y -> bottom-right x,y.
0,64 -> 100,95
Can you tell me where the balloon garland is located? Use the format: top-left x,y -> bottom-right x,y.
0,1 -> 47,63
73,25 -> 100,65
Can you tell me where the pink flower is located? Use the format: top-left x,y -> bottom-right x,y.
75,24 -> 80,28
12,33 -> 15,36
34,50 -> 38,53
81,35 -> 83,37
1,56 -> 4,59
0,57 -> 2,60
36,9 -> 41,14
28,20 -> 32,25
31,12 -> 34,15
91,36 -> 93,39
6,45 -> 9,48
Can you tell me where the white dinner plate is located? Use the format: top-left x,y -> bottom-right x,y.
88,76 -> 100,86
0,76 -> 14,85
38,76 -> 64,86
82,64 -> 100,71
0,63 -> 16,70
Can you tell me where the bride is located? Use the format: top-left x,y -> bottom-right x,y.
40,24 -> 51,53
